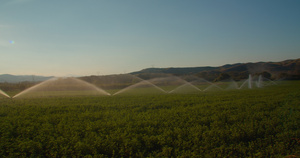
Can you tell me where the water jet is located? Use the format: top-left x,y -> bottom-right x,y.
13,77 -> 110,98
0,89 -> 10,98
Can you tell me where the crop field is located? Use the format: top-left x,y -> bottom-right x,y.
0,81 -> 299,157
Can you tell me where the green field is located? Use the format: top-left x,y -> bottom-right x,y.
0,81 -> 299,157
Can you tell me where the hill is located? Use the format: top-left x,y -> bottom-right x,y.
131,58 -> 300,81
0,74 -> 53,83
1,59 -> 299,84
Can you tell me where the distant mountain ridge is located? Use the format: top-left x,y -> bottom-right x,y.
131,67 -> 216,75
131,58 -> 300,80
0,74 -> 53,83
1,58 -> 299,83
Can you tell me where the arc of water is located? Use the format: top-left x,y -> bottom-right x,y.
146,80 -> 167,93
190,77 -> 223,91
232,80 -> 239,89
222,79 -> 239,90
13,77 -> 111,98
126,74 -> 147,82
144,80 -> 167,93
263,77 -> 277,85
163,75 -> 206,93
147,76 -> 190,93
203,84 -> 223,92
169,82 -> 201,93
113,80 -> 167,95
238,79 -> 249,89
145,75 -> 224,93
71,78 -> 111,95
127,74 -> 168,93
253,75 -> 277,88
13,77 -> 57,98
0,89 -> 10,98
111,74 -> 144,95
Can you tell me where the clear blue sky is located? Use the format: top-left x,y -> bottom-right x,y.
0,0 -> 299,76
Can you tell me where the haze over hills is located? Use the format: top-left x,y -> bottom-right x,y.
0,58 -> 299,83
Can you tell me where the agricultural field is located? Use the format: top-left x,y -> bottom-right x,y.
0,81 -> 299,157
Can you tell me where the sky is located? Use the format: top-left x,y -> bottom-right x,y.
0,0 -> 299,76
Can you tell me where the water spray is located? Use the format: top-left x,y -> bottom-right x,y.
248,74 -> 252,89
0,89 -> 11,98
0,73 -> 279,98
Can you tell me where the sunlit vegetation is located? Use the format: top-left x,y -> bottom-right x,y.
0,81 -> 299,157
